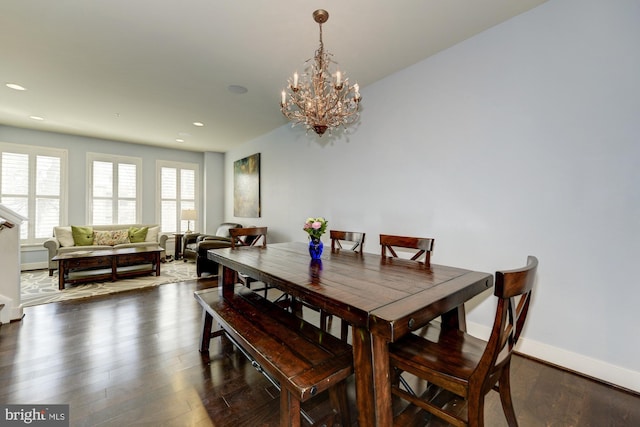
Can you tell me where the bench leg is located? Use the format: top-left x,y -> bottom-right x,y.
280,389 -> 301,427
199,310 -> 213,353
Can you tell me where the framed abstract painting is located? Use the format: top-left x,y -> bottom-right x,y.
233,153 -> 261,218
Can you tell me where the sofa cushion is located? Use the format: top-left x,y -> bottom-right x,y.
55,227 -> 75,247
72,226 -> 94,246
128,226 -> 149,243
94,229 -> 129,246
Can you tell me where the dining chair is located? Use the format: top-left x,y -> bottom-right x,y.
306,229 -> 366,341
380,234 -> 435,266
379,233 -> 452,335
229,227 -> 268,296
388,255 -> 538,427
330,230 -> 366,253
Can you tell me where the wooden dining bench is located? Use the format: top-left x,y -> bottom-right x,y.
194,285 -> 353,427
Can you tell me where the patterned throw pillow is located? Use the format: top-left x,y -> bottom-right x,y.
71,226 -> 94,246
111,229 -> 130,245
93,229 -> 130,245
93,230 -> 110,245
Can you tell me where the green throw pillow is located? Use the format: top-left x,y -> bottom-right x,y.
71,225 -> 94,246
128,226 -> 149,243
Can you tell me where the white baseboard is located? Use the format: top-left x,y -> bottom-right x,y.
467,321 -> 640,393
21,261 -> 48,271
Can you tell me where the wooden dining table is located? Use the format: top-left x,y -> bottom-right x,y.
208,241 -> 493,426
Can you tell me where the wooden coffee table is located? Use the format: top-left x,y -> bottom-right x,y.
52,246 -> 163,290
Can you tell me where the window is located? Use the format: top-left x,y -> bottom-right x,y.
157,161 -> 199,233
88,153 -> 141,225
0,142 -> 67,244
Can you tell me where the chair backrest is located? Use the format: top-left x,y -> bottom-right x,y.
379,234 -> 435,266
330,230 -> 366,253
477,256 -> 538,390
229,227 -> 267,249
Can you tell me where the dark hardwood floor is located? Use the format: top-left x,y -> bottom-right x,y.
1,278 -> 639,426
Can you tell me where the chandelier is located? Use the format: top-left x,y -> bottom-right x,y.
280,9 -> 361,137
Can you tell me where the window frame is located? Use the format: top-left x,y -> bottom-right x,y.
86,152 -> 142,225
156,160 -> 200,234
0,142 -> 68,246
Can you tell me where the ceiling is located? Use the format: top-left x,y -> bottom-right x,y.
1,0 -> 547,153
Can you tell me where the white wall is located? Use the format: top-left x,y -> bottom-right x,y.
225,0 -> 640,392
203,151 -> 226,234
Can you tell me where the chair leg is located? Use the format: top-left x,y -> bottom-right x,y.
340,319 -> 349,342
320,310 -> 330,332
290,298 -> 303,317
498,364 -> 518,427
467,391 -> 486,427
328,381 -> 351,427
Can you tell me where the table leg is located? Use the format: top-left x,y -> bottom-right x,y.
352,325 -> 376,427
111,255 -> 117,281
154,252 -> 161,276
441,305 -> 467,332
220,265 -> 237,298
174,234 -> 183,260
372,334 -> 393,426
58,261 -> 66,290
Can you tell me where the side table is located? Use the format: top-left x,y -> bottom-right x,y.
173,233 -> 184,260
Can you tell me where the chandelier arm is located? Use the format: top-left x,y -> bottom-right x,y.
280,9 -> 361,136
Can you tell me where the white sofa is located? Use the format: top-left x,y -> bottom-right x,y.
44,224 -> 168,275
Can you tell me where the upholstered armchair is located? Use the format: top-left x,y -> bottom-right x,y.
183,222 -> 242,277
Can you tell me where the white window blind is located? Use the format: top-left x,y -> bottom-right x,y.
0,143 -> 67,244
88,154 -> 141,225
158,161 -> 198,233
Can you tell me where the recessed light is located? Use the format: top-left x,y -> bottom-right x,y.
176,139 -> 185,143
29,115 -> 44,121
6,83 -> 27,91
193,122 -> 204,127
228,85 -> 248,94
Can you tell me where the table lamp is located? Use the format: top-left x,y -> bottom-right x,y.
181,209 -> 197,233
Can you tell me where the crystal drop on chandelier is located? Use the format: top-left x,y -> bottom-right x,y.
280,9 -> 361,136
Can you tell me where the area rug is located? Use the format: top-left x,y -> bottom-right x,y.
20,260 -> 202,307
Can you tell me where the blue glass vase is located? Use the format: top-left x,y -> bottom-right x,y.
309,237 -> 324,260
